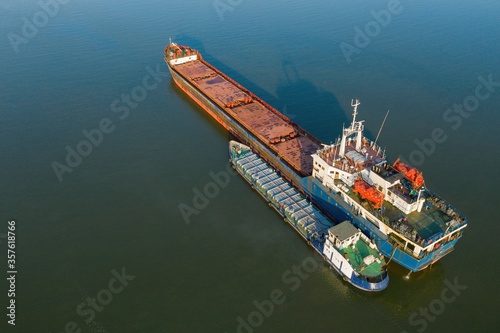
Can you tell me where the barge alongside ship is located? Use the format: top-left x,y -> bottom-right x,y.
164,41 -> 468,274
229,141 -> 388,291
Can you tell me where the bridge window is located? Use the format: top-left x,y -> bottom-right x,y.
406,243 -> 415,252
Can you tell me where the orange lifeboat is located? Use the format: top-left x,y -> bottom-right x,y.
393,158 -> 424,189
353,179 -> 385,209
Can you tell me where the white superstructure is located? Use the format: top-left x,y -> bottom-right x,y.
310,100 -> 466,261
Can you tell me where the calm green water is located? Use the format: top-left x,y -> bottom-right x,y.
1,0 -> 499,332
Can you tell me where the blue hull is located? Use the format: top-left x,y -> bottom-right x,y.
297,177 -> 458,272
169,67 -> 459,273
310,241 -> 389,291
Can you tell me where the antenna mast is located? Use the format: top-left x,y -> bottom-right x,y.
374,110 -> 390,146
351,99 -> 360,128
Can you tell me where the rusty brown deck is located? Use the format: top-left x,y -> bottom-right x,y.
173,59 -> 321,176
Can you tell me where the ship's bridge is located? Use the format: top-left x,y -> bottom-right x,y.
316,137 -> 386,175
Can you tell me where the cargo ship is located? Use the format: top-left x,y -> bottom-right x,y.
229,141 -> 388,291
164,41 -> 468,273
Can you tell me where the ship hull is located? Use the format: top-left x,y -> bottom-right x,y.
167,62 -> 460,273
298,177 -> 459,271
